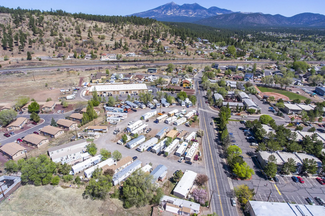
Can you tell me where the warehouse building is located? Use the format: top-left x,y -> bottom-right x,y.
87,84 -> 148,95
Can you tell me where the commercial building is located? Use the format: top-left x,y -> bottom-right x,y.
6,117 -> 27,131
175,142 -> 188,157
185,142 -> 199,161
40,125 -> 64,138
112,160 -> 142,185
160,195 -> 200,215
0,142 -> 27,160
283,104 -> 303,114
173,170 -> 198,198
243,99 -> 260,111
84,158 -> 115,178
126,135 -> 146,149
155,127 -> 169,139
48,140 -> 89,164
150,165 -> 167,182
136,137 -> 158,152
56,119 -> 78,130
248,200 -> 325,216
222,102 -> 244,110
23,134 -> 49,148
88,84 -> 148,95
71,155 -> 102,175
238,92 -> 250,101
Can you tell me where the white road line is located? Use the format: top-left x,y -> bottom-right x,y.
296,196 -> 304,204
304,178 -> 313,187
258,194 -> 263,201
307,178 -> 316,187
275,195 -> 280,202
291,195 -> 298,204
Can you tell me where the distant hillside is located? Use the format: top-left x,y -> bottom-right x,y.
195,12 -> 325,28
132,2 -> 233,22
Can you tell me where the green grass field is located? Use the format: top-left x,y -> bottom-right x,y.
257,86 -> 308,100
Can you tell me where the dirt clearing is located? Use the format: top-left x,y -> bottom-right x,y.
0,185 -> 151,216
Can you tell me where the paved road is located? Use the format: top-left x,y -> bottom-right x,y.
195,75 -> 238,216
0,114 -> 65,146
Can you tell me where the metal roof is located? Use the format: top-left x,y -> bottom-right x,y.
173,170 -> 197,198
89,84 -> 147,92
112,160 -> 142,181
150,164 -> 167,182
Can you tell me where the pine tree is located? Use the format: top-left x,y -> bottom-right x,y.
50,117 -> 58,127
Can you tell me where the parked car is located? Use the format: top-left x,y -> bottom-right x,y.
230,198 -> 236,207
250,142 -> 258,146
316,177 -> 325,185
132,156 -> 138,161
178,158 -> 183,163
306,197 -> 315,205
147,147 -> 153,152
32,122 -> 37,125
4,133 -> 10,137
146,128 -> 152,133
17,138 -> 23,143
291,176 -> 299,183
33,131 -> 39,135
19,111 -> 23,114
9,131 -> 15,135
297,176 -> 304,183
273,176 -> 279,183
314,197 -> 325,205
131,108 -> 137,112
210,122 -> 213,125
185,161 -> 192,165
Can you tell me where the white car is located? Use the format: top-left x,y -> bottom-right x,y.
250,142 -> 258,146
230,198 -> 236,206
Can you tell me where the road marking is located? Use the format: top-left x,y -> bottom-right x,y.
274,184 -> 282,195
275,195 -> 280,202
296,196 -> 304,204
291,195 -> 298,204
200,98 -> 225,216
258,194 -> 263,201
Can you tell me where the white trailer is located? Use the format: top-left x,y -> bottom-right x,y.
131,124 -> 147,135
127,120 -> 143,132
71,155 -> 102,175
66,94 -> 76,100
141,110 -> 157,120
175,142 -> 188,157
168,109 -> 179,117
185,110 -> 196,119
164,116 -> 177,124
151,138 -> 167,154
185,142 -> 199,161
156,114 -> 168,123
164,139 -> 179,155
174,117 -> 187,126
136,137 -> 158,152
84,158 -> 114,178
185,131 -> 197,142
126,135 -> 146,149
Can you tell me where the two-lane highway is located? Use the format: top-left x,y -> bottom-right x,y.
195,76 -> 238,216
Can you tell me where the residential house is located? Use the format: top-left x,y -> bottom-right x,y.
81,107 -> 100,115
23,134 -> 49,148
6,117 -> 27,131
42,101 -> 56,112
21,102 -> 31,112
244,73 -> 254,81
171,78 -> 179,85
40,125 -> 64,138
238,92 -> 250,101
0,142 -> 27,160
134,75 -> 144,81
0,104 -> 12,111
160,195 -> 200,215
237,83 -> 246,91
69,113 -> 83,123
226,81 -> 237,88
91,72 -> 107,83
56,119 -> 78,130
315,87 -> 325,96
227,65 -> 237,72
147,68 -> 157,73
100,54 -> 117,61
123,74 -> 133,81
166,130 -> 179,139
48,139 -> 89,164
182,80 -> 191,88
243,99 -> 260,111
112,160 -> 142,185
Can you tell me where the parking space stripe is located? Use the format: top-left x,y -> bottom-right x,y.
258,194 -> 263,201
296,196 -> 304,204
274,184 -> 282,195
304,178 -> 312,187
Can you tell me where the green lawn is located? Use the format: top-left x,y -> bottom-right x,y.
257,86 -> 307,100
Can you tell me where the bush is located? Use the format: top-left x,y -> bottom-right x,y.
51,176 -> 60,185
74,176 -> 81,184
195,174 -> 209,186
62,175 -> 73,182
247,109 -> 256,114
295,126 -> 303,131
86,143 -> 97,156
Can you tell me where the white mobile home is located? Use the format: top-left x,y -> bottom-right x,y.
185,142 -> 199,161
112,160 -> 142,185
164,139 -> 179,155
152,138 -> 167,154
164,116 -> 177,124
173,170 -> 198,198
155,127 -> 169,139
174,117 -> 187,126
168,109 -> 179,117
156,114 -> 168,123
130,124 -> 148,135
136,137 -> 158,152
71,155 -> 102,175
127,120 -> 143,132
141,110 -> 157,120
84,158 -> 114,178
175,142 -> 188,157
185,110 -> 196,119
185,131 -> 197,142
126,135 -> 146,149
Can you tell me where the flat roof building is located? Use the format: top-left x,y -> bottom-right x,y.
283,104 -> 302,114
173,170 -> 197,198
88,84 -> 148,95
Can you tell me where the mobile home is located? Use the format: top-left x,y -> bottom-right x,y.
126,135 -> 146,149
152,138 -> 167,154
175,142 -> 188,157
136,137 -> 158,152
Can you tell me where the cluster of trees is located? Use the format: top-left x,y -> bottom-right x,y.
4,155 -> 74,186
227,145 -> 254,179
27,100 -> 41,123
82,101 -> 98,125
0,109 -> 17,126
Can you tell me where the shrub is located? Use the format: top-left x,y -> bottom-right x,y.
51,176 -> 60,185
62,175 -> 73,182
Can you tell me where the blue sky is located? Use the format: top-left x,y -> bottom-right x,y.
1,0 -> 324,17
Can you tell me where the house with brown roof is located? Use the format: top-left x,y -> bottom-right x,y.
0,104 -> 12,111
69,113 -> 83,123
102,156 -> 133,175
91,72 -> 107,83
40,125 -> 64,138
0,142 -> 27,160
7,117 -> 28,131
166,130 -> 179,139
134,75 -> 144,81
21,102 -> 31,112
86,126 -> 108,133
56,119 -> 78,130
42,101 -> 56,112
23,134 -> 49,148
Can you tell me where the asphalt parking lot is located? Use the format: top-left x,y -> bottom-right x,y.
227,121 -> 325,205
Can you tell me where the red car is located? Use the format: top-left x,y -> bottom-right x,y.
32,122 -> 37,125
316,177 -> 325,185
297,176 -> 304,183
4,133 -> 10,137
17,138 -> 23,143
33,131 -> 39,135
